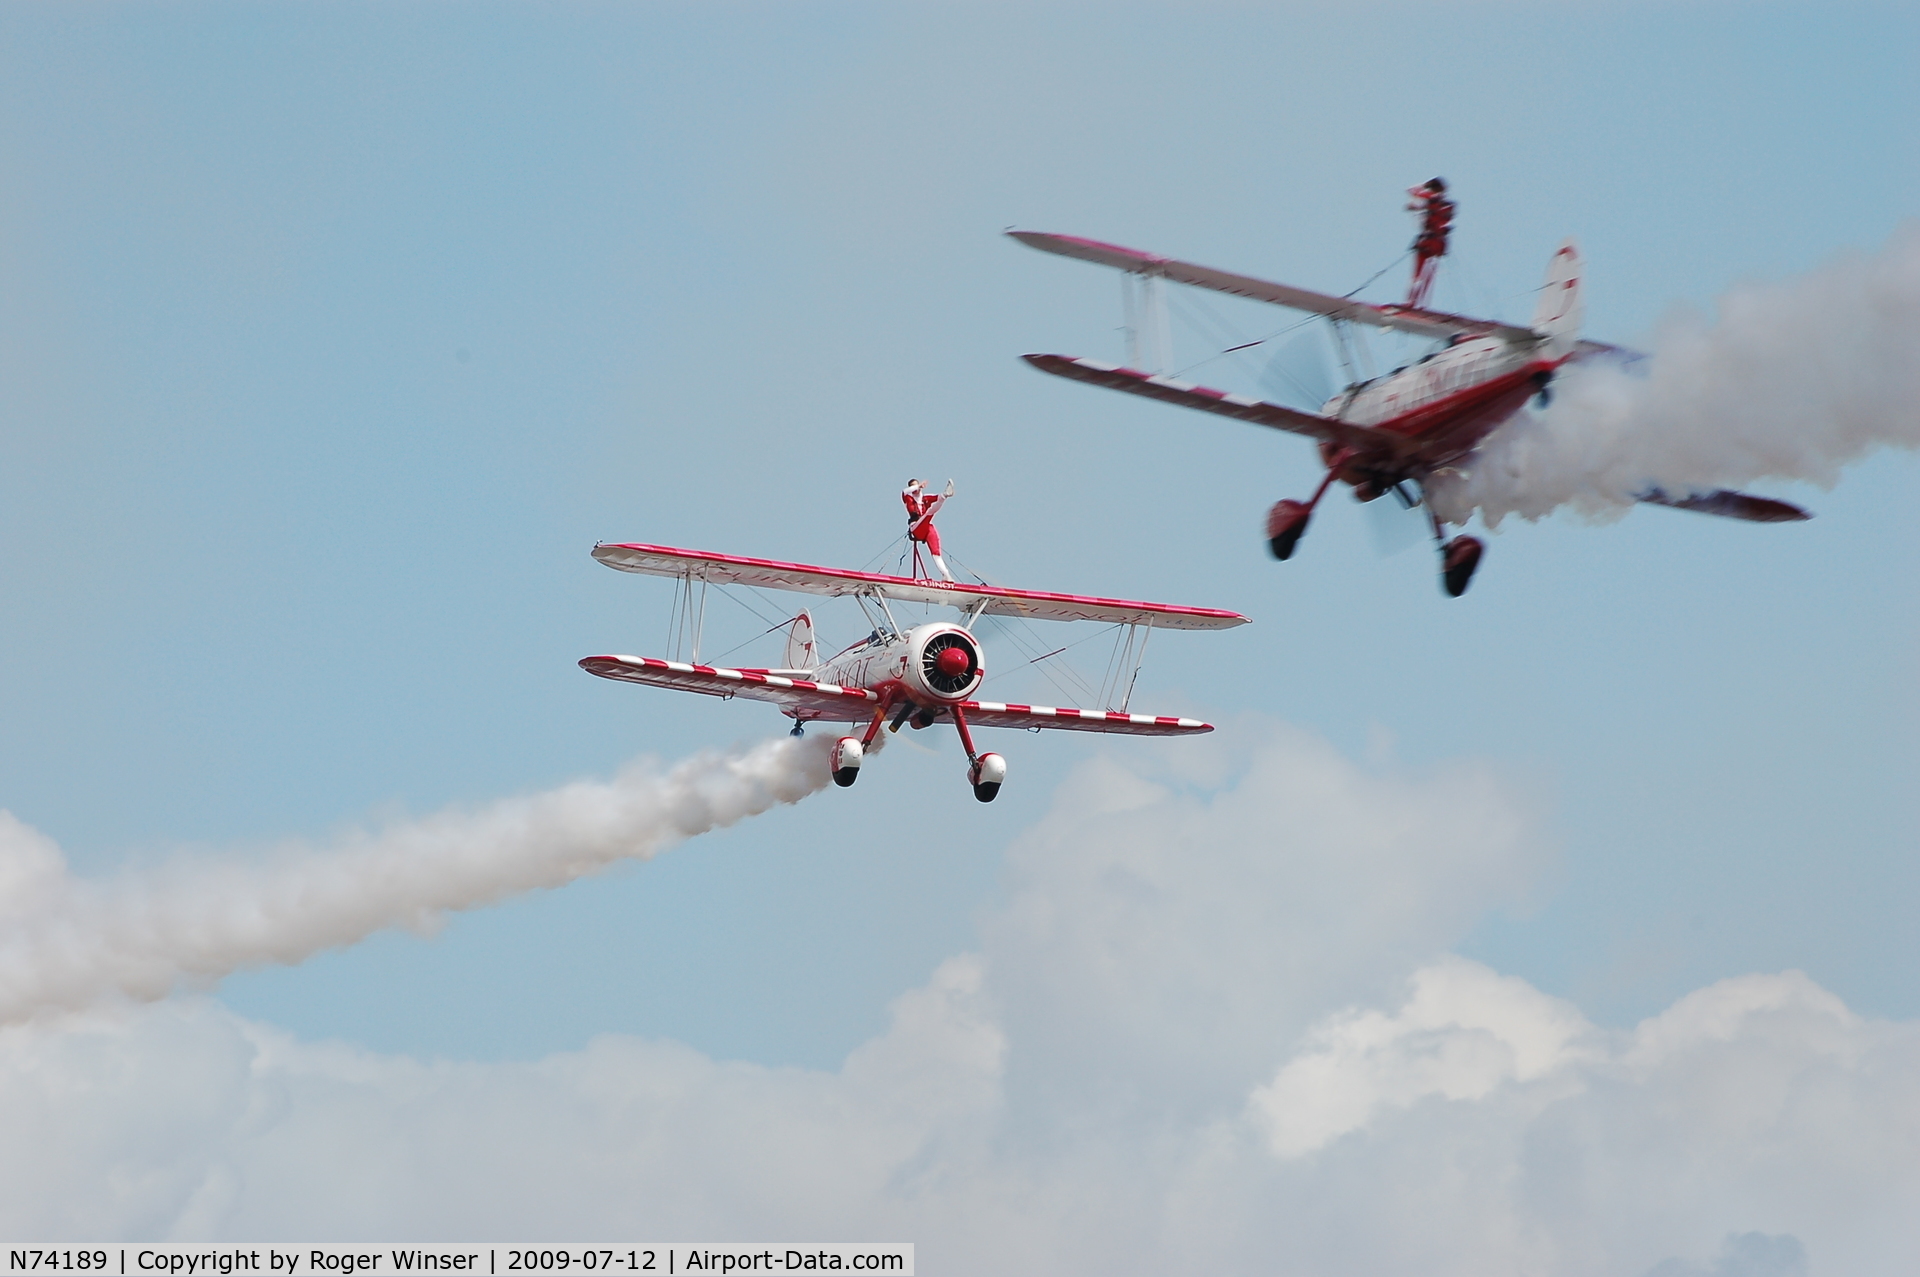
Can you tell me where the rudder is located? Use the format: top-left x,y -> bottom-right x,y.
1532,240 -> 1583,359
783,609 -> 817,671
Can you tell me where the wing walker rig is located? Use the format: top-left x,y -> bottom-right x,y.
580,484 -> 1245,803
1010,180 -> 1806,597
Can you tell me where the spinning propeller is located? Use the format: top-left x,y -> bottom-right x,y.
1259,324 -> 1426,558
1259,326 -> 1338,412
920,631 -> 981,697
1363,482 -> 1428,558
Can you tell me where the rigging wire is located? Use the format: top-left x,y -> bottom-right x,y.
856,535 -> 909,574
1343,249 -> 1412,301
941,557 -> 1107,706
703,616 -> 799,666
1165,291 -> 1319,383
975,614 -> 1106,708
707,580 -> 794,631
942,551 -> 1112,708
1151,248 -> 1411,388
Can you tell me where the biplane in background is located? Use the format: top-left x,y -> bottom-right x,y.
1010,229 -> 1809,597
579,529 -> 1246,803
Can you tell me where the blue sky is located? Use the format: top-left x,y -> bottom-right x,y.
1,2 -> 1917,1265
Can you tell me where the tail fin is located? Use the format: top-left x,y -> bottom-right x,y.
782,609 -> 817,671
1532,240 -> 1583,359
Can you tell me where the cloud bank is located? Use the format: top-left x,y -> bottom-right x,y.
1429,224 -> 1920,527
4,725 -> 1916,1274
0,735 -> 836,1023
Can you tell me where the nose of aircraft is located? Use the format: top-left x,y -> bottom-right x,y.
935,646 -> 971,677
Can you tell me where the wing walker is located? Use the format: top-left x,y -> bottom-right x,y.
580,485 -> 1246,803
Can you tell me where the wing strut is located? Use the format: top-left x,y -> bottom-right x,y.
1124,272 -> 1172,374
1119,622 -> 1152,713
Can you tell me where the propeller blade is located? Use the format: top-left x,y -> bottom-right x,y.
1260,326 -> 1337,411
1362,484 -> 1426,558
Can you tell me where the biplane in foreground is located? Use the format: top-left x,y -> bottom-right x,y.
579,536 -> 1245,802
1011,229 -> 1809,596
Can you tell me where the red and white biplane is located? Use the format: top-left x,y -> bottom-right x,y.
579,532 -> 1245,802
1011,229 -> 1810,596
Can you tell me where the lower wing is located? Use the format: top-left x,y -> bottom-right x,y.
581,656 -> 1211,735
1022,354 -> 1409,461
953,700 -> 1210,736
580,655 -> 880,722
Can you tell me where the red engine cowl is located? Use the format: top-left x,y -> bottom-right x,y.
901,623 -> 985,703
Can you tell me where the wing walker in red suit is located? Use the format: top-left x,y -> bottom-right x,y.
1406,177 -> 1454,309
903,478 -> 954,581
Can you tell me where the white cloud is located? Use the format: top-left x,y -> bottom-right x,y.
1248,955 -> 1594,1158
5,724 -> 1918,1274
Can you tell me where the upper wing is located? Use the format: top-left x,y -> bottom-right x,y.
580,654 -> 881,722
956,700 -> 1211,736
1009,230 -> 1540,345
592,544 -> 1249,631
1637,489 -> 1811,522
1022,354 -> 1415,463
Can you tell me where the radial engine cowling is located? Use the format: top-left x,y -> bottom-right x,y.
901,623 -> 985,703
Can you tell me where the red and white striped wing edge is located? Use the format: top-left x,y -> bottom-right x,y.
961,700 -> 1210,736
579,655 -> 880,720
579,656 -> 1212,735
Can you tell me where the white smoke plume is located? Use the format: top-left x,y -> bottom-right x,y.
0,734 -> 839,1025
1428,224 -> 1920,526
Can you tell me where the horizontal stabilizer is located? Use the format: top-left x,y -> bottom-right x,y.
1571,339 -> 1650,371
1638,489 -> 1812,523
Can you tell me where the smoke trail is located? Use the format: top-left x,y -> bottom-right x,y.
0,734 -> 842,1024
1427,224 -> 1920,527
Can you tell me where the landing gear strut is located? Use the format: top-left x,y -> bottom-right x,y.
1266,499 -> 1310,560
832,693 -> 901,788
1266,449 -> 1352,561
1429,506 -> 1484,597
949,703 -> 1005,802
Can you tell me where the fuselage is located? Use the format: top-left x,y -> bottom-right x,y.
805,621 -> 985,711
1320,336 -> 1565,488
813,629 -> 911,694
